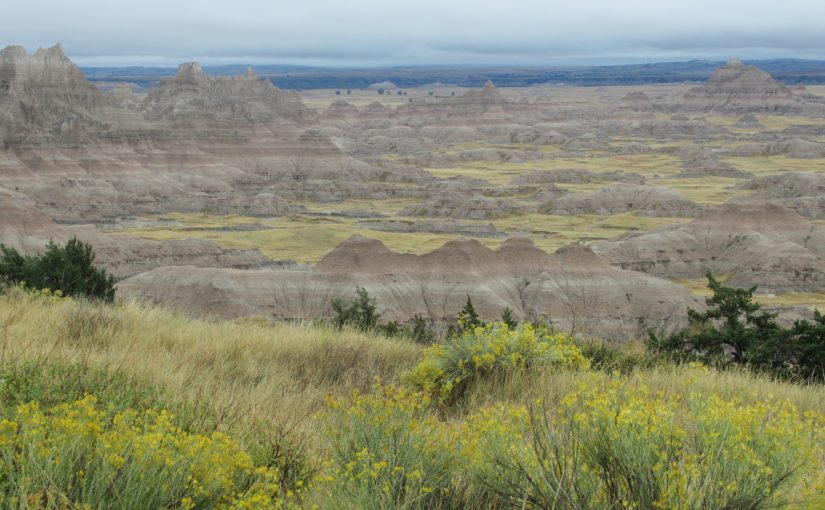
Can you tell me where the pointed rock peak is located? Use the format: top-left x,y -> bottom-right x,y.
34,43 -> 68,61
708,60 -> 778,84
314,235 -> 396,272
175,62 -> 206,79
481,80 -> 498,93
458,79 -> 505,104
170,62 -> 209,88
1,45 -> 28,59
244,67 -> 255,79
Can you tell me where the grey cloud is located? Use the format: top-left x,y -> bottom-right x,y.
4,0 -> 825,66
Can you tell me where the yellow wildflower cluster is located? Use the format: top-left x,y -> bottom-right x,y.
320,383 -> 454,509
404,321 -> 588,400
466,378 -> 825,509
0,396 -> 287,509
319,373 -> 825,509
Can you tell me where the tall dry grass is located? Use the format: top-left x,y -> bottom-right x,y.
0,287 -> 421,442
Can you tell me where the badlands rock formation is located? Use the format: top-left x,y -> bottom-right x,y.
400,195 -> 526,220
592,201 -> 825,293
0,44 -> 102,143
6,46 -> 825,330
119,236 -> 699,339
733,172 -> 825,219
545,183 -> 702,217
674,146 -> 753,178
681,59 -> 825,114
144,63 -> 311,123
0,184 -> 269,278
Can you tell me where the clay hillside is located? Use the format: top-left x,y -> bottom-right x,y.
118,236 -> 698,339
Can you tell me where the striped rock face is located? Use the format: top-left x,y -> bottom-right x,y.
118,236 -> 700,340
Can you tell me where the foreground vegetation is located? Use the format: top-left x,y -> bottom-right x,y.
0,238 -> 115,302
1,287 -> 825,508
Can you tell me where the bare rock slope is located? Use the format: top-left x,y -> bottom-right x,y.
119,236 -> 698,339
545,183 -> 702,217
680,59 -> 825,114
593,201 -> 825,292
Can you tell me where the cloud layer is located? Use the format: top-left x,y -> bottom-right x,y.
5,0 -> 825,66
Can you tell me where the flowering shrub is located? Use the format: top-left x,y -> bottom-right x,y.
0,396 -> 288,509
319,384 -> 456,509
471,378 -> 824,510
404,322 -> 588,400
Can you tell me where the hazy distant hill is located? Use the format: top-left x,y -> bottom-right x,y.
81,59 -> 825,90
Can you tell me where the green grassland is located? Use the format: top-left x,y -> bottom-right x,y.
109,210 -> 690,264
427,152 -> 684,185
725,155 -> 825,176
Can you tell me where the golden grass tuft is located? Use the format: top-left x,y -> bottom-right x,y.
0,288 -> 421,439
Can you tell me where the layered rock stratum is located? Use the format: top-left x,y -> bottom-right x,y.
593,201 -> 825,293
119,236 -> 699,339
681,59 -> 825,114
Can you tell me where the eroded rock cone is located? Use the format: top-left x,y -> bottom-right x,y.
681,59 -> 824,113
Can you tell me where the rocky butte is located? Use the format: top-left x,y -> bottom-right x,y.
681,58 -> 825,114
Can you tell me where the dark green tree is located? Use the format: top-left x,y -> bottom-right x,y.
769,312 -> 825,381
0,238 -> 115,302
330,286 -> 381,332
649,273 -> 780,363
451,295 -> 482,337
501,307 -> 517,329
409,314 -> 434,344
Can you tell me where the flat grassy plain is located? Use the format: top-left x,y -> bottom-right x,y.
427,152 -> 685,185
109,211 -> 690,263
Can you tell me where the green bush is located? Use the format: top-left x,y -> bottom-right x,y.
648,272 -> 825,381
0,238 -> 115,302
331,286 -> 380,332
405,322 -> 589,401
330,288 -> 435,343
578,341 -> 659,374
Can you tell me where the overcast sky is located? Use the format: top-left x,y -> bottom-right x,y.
5,0 -> 825,67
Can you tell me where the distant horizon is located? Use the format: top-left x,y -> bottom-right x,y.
6,0 -> 825,68
69,56 -> 825,71
2,43 -> 819,71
